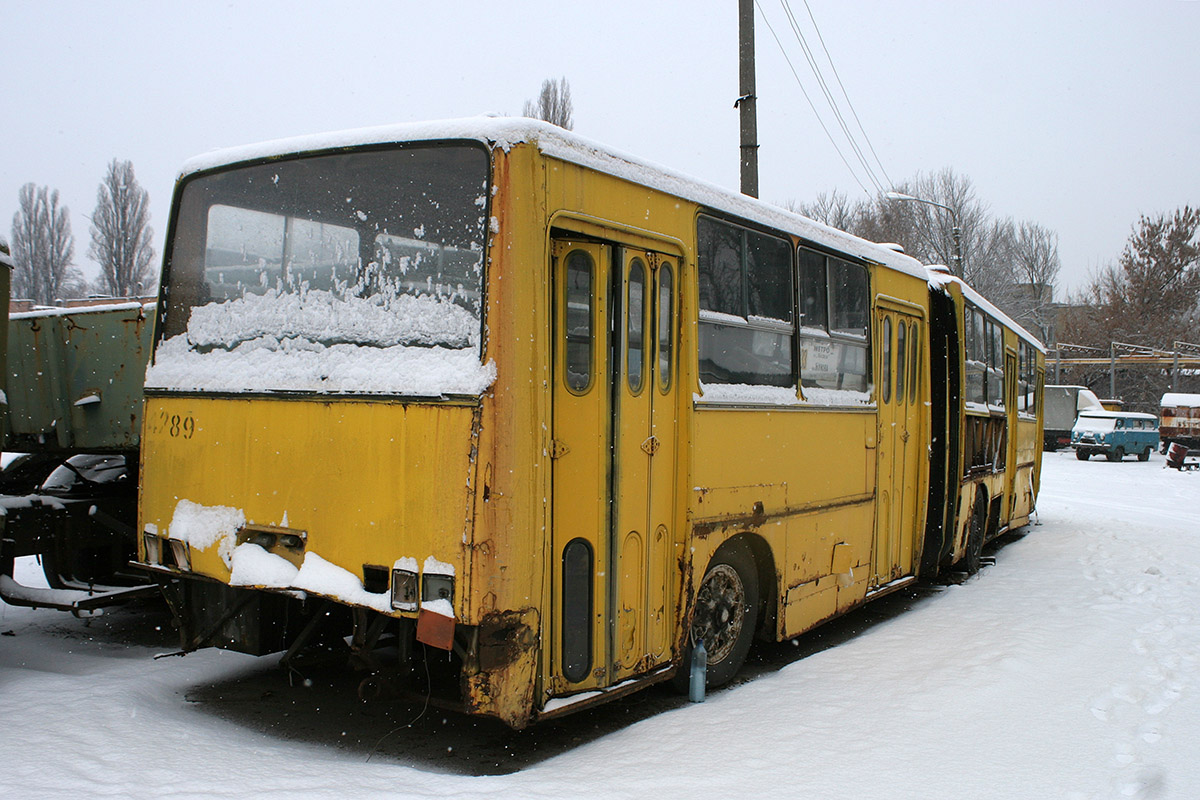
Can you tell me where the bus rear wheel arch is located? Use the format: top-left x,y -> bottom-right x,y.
674,537 -> 760,691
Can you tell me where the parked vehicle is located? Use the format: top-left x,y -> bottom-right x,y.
1043,385 -> 1103,451
0,453 -> 139,590
1159,392 -> 1200,453
1071,411 -> 1159,461
0,301 -> 159,615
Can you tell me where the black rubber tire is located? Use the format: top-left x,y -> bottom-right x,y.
674,539 -> 759,692
1076,449 -> 1089,461
1138,447 -> 1151,462
961,492 -> 987,575
1107,447 -> 1124,462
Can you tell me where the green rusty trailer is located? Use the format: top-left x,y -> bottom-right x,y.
0,298 -> 161,615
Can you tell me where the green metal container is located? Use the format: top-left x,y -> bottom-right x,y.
5,302 -> 155,454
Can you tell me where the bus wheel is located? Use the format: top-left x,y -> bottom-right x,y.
1138,447 -> 1151,462
1075,449 -> 1089,461
962,494 -> 987,575
675,539 -> 759,691
1107,447 -> 1124,462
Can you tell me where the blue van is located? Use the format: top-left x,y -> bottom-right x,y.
1071,411 -> 1160,461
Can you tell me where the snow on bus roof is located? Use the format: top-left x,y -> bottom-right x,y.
927,269 -> 1046,352
179,116 -> 930,281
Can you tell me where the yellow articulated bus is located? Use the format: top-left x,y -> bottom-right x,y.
137,118 -> 1044,728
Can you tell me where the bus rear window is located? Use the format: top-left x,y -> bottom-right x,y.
150,144 -> 493,396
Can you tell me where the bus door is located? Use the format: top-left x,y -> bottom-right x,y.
551,240 -> 612,695
611,247 -> 677,682
874,304 -> 924,584
550,240 -> 679,696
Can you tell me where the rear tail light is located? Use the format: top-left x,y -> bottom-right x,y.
142,529 -> 161,565
422,573 -> 454,605
167,539 -> 191,571
391,568 -> 418,611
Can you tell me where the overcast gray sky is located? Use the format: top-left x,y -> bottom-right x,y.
5,1 -> 1198,298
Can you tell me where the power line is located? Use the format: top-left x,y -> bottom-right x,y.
753,0 -> 872,195
797,0 -> 894,189
778,0 -> 886,194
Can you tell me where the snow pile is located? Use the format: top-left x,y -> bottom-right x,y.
229,543 -> 298,588
230,546 -> 392,614
147,279 -> 496,396
800,386 -> 873,406
292,552 -> 392,613
423,555 -> 455,576
185,289 -> 479,351
147,333 -> 496,396
695,383 -> 801,406
168,499 -> 244,568
695,383 -> 873,407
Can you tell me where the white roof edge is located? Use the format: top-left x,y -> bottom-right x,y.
1077,410 -> 1158,420
1161,392 -> 1200,407
10,301 -> 154,321
177,116 -> 930,282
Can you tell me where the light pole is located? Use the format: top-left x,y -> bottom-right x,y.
884,191 -> 963,278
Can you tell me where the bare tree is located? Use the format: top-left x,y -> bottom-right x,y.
791,190 -> 861,232
523,77 -> 574,130
10,183 -> 82,304
1067,206 -> 1200,348
1004,221 -> 1061,343
89,159 -> 156,296
789,168 -> 1065,343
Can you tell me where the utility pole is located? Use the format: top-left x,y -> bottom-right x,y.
738,0 -> 759,198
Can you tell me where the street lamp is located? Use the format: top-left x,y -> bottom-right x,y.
884,191 -> 963,278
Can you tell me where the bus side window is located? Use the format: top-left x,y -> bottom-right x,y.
657,264 -> 673,392
627,259 -> 646,393
882,316 -> 892,404
798,250 -> 871,396
697,216 -> 794,387
909,322 -> 919,405
896,320 -> 907,403
565,250 -> 594,393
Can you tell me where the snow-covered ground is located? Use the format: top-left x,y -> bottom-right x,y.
2,451 -> 1197,799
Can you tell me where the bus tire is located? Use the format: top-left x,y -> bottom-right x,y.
1107,447 -> 1124,462
1075,449 -> 1089,461
962,493 -> 987,575
1138,447 -> 1151,462
675,539 -> 759,692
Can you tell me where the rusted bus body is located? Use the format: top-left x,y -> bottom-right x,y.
1160,393 -> 1200,450
137,119 -> 1044,729
922,275 -> 1045,573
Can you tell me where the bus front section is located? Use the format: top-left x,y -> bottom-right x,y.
138,140 -> 528,725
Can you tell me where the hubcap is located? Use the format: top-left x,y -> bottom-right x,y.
691,563 -> 746,664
